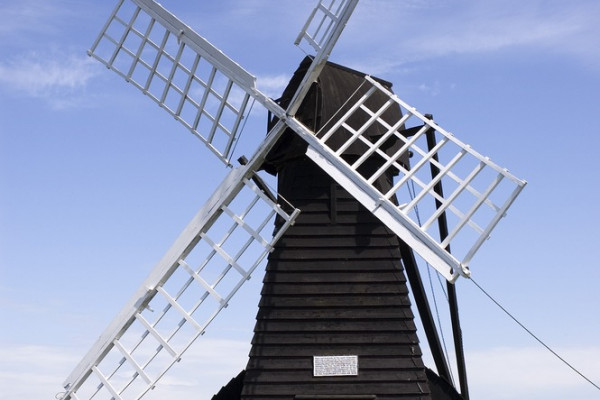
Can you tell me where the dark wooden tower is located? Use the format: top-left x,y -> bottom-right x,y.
212,58 -> 463,400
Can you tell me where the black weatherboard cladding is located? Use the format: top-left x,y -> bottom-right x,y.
213,58 -> 460,399
246,57 -> 429,399
241,159 -> 431,400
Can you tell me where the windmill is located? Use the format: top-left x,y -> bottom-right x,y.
59,1 -> 527,400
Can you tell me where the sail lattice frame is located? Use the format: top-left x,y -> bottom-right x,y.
295,0 -> 357,53
62,169 -> 300,400
301,76 -> 527,281
88,0 -> 255,164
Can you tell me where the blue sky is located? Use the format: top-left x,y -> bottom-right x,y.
1,1 -> 599,399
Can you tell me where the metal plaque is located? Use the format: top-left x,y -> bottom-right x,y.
313,355 -> 358,377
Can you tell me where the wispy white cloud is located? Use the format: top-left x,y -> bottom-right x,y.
0,345 -> 79,400
0,339 -> 250,400
342,0 -> 600,75
256,74 -> 292,98
418,81 -> 442,97
464,345 -> 600,399
0,1 -> 65,38
0,52 -> 98,109
405,4 -> 587,57
0,0 -> 105,109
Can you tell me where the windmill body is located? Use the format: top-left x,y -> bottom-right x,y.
236,58 -> 434,399
59,1 -> 526,400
